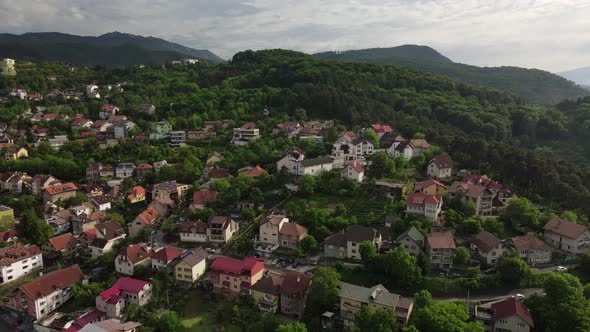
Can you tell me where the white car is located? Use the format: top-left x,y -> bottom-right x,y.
556,266 -> 568,272
514,293 -> 525,300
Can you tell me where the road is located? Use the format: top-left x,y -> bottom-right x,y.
432,288 -> 544,303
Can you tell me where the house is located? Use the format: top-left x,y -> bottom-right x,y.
232,122 -> 260,145
128,186 -> 146,204
43,182 -> 78,203
338,282 -> 414,327
190,190 -> 218,211
91,195 -> 112,211
0,243 -> 43,284
178,221 -> 209,243
368,124 -> 394,139
374,181 -> 407,198
474,297 -> 534,332
413,179 -> 447,195
298,156 -> 334,176
280,273 -> 311,318
138,104 -> 156,115
174,249 -> 208,283
47,135 -> 70,149
115,243 -> 153,276
461,174 -> 517,212
115,163 -> 135,179
448,181 -> 494,216
169,131 -> 186,147
152,181 -> 190,203
471,231 -> 510,266
84,183 -> 104,198
298,127 -> 323,142
2,172 -> 32,194
134,163 -> 153,177
152,160 -> 168,173
129,207 -> 161,238
7,264 -> 86,319
31,174 -> 60,195
238,165 -> 266,177
426,231 -> 456,271
96,277 -> 151,319
543,217 -> 590,255
341,160 -> 364,182
386,139 -> 414,159
89,221 -> 127,258
393,226 -> 425,256
324,225 -> 382,260
273,122 -> 301,138
279,222 -> 308,249
207,216 -> 239,244
331,136 -> 374,161
250,273 -> 283,314
42,232 -> 78,259
428,154 -> 454,179
3,146 -> 28,161
0,228 -> 18,243
510,235 -> 552,264
150,246 -> 183,271
79,319 -> 142,332
72,118 -> 93,130
209,257 -> 265,295
150,121 -> 172,140
99,104 -> 119,120
405,193 -> 442,221
259,214 -> 289,246
276,148 -> 305,175
71,211 -> 106,236
91,120 -> 113,133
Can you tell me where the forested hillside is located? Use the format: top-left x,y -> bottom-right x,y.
2,50 -> 590,215
313,45 -> 589,105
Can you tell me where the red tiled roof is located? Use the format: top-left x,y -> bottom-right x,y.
0,243 -> 40,265
492,297 -> 534,327
238,165 -> 266,177
192,190 -> 218,205
151,246 -> 183,263
20,265 -> 84,300
122,243 -> 152,264
135,163 -> 152,170
211,256 -> 264,277
279,223 -> 308,237
299,127 -> 320,135
240,122 -> 257,129
100,277 -> 151,299
543,218 -> 588,239
511,235 -> 549,251
178,221 -> 208,234
370,124 -> 393,133
0,228 -> 17,242
472,231 -> 500,253
45,182 -> 78,195
75,309 -> 105,327
281,274 -> 311,298
137,207 -> 160,225
427,231 -> 456,249
208,168 -> 230,179
48,232 -> 77,251
345,160 -> 365,173
448,181 -> 487,199
406,192 -> 441,208
414,179 -> 447,192
100,104 -> 118,112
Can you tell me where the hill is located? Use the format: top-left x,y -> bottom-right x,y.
559,66 -> 590,86
0,32 -> 224,65
313,45 -> 588,105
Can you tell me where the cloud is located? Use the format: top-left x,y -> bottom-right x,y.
0,0 -> 588,71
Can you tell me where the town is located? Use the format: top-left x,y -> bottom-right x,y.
0,57 -> 588,332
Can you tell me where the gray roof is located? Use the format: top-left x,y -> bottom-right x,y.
324,225 -> 379,247
394,226 -> 425,247
300,156 -> 333,167
180,249 -> 208,267
339,282 -> 400,308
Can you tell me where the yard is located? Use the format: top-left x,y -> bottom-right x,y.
177,289 -> 244,332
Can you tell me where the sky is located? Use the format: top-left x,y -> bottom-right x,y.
1,0 -> 589,72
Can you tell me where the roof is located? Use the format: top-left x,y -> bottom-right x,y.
394,226 -> 425,246
410,138 -> 431,149
137,207 -> 160,225
281,274 -> 311,298
177,221 -> 208,234
240,122 -> 257,129
238,165 -> 266,177
300,156 -> 333,167
109,277 -> 150,295
279,223 -> 308,237
210,256 -> 264,277
265,214 -> 288,226
100,104 -> 118,112
208,168 -> 230,178
430,154 -> 454,169
543,218 -> 588,239
153,180 -> 185,191
345,160 -> 365,173
92,319 -> 142,331
0,228 -> 17,242
208,216 -> 234,228
406,192 -> 442,207
151,246 -> 183,263
491,297 -> 534,327
0,243 -> 40,265
75,309 -> 105,327
192,190 -> 218,205
511,235 -> 550,251
370,124 -> 393,132
178,249 -> 208,267
339,282 -> 401,308
427,231 -> 456,249
250,274 -> 282,296
324,225 -> 379,247
135,163 -> 152,170
122,243 -> 152,264
20,264 -> 84,300
414,179 -> 447,192
448,181 -> 488,198
48,232 -> 77,251
45,182 -> 78,195
95,221 -> 125,240
472,231 -> 501,253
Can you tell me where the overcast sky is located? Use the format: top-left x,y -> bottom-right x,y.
1,0 -> 589,72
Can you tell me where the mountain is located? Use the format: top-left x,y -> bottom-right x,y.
313,45 -> 589,105
0,32 -> 225,65
558,67 -> 590,86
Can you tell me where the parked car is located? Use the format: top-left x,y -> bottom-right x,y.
556,266 -> 568,272
514,293 -> 525,300
484,268 -> 496,274
280,260 -> 288,268
272,258 -> 280,266
205,247 -> 216,253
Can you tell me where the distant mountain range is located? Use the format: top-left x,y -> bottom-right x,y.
558,67 -> 590,87
313,45 -> 589,105
0,32 -> 225,65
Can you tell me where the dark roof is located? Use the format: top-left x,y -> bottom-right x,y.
492,297 -> 534,327
179,249 -> 208,267
429,154 -> 454,169
324,225 -> 379,246
543,218 -> 588,239
300,156 -> 333,167
250,275 -> 281,296
394,226 -> 425,246
472,231 -> 501,253
281,273 -> 311,298
511,235 -> 549,251
414,179 -> 447,192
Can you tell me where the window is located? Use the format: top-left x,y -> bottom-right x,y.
517,323 -> 525,328
352,249 -> 357,254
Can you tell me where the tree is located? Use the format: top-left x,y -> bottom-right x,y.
277,322 -> 308,332
154,311 -> 181,332
496,256 -> 530,287
359,240 -> 378,267
300,235 -> 319,253
304,267 -> 340,318
413,290 -> 432,309
499,198 -> 540,229
581,253 -> 590,277
18,209 -> 54,245
380,247 -> 422,290
300,175 -> 316,195
363,130 -> 379,147
412,301 -> 484,332
352,305 -> 399,332
452,247 -> 470,266
463,199 -> 477,217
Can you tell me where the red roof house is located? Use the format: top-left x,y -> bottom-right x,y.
210,257 -> 265,295
491,297 -> 534,329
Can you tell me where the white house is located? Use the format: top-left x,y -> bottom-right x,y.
405,192 -> 442,221
341,160 -> 364,182
115,243 -> 152,276
90,196 -> 111,211
277,148 -> 305,175
427,154 -> 454,179
232,122 -> 260,145
99,104 -> 119,120
0,244 -> 43,284
332,137 -> 374,161
298,156 -> 334,176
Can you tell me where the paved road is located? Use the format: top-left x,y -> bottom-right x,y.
531,264 -> 577,273
432,288 -> 544,303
